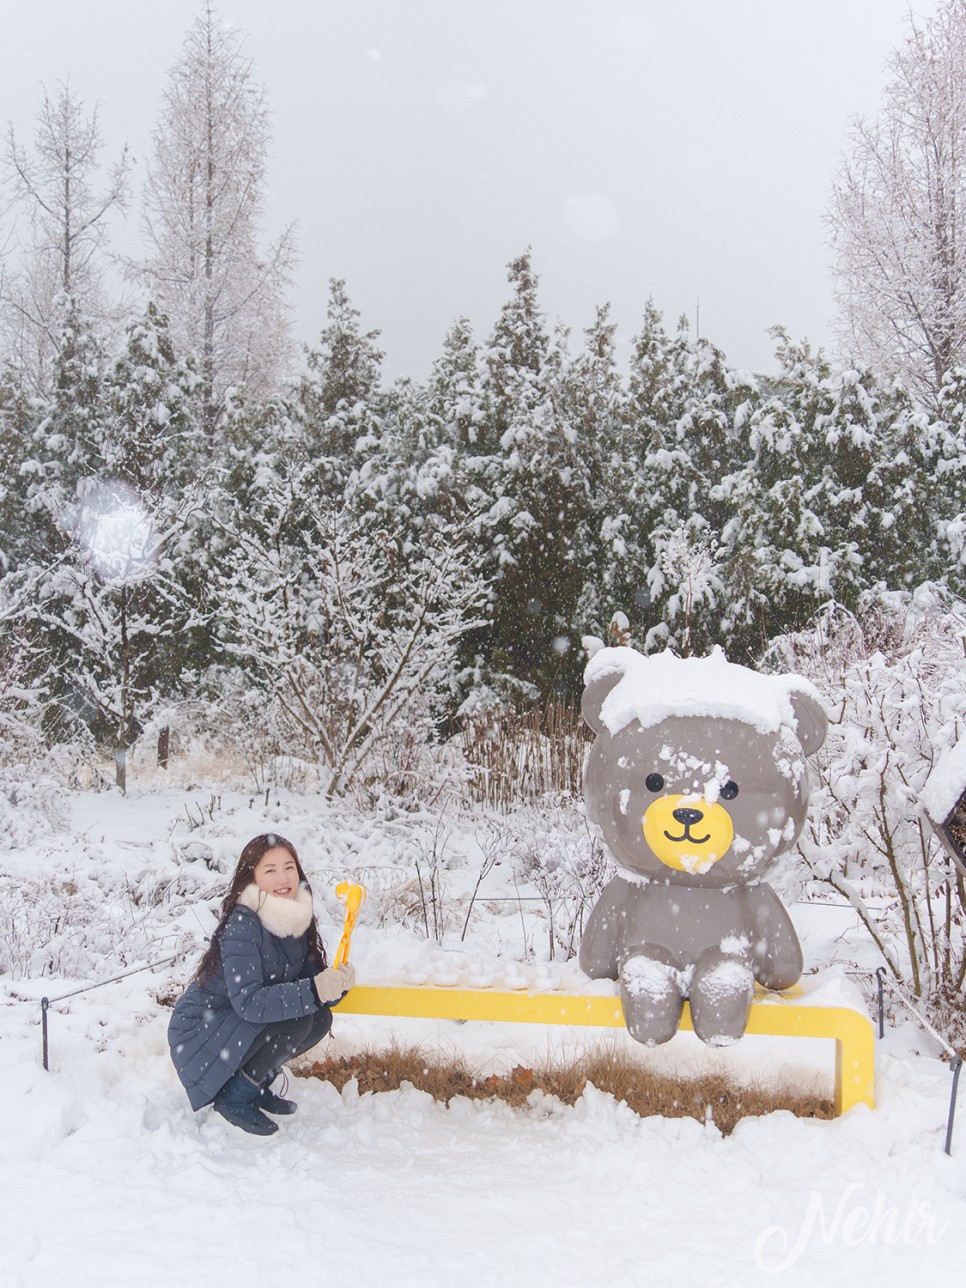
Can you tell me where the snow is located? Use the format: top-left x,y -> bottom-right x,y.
585,645 -> 823,738
2,770 -> 966,1286
921,737 -> 966,826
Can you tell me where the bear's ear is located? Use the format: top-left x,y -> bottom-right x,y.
581,670 -> 623,734
790,690 -> 827,756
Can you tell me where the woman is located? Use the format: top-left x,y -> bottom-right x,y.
168,833 -> 354,1135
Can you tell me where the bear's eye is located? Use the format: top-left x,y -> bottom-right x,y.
720,780 -> 739,800
645,773 -> 665,793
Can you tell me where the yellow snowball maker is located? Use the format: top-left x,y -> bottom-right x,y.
642,794 -> 735,873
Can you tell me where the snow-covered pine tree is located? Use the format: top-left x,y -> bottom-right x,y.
811,360 -> 885,603
631,309 -> 752,657
721,333 -> 937,655
722,349 -> 825,655
389,316 -> 498,710
103,302 -> 201,494
295,278 -> 385,502
428,317 -> 489,460
0,363 -> 37,572
100,304 -> 212,710
480,251 -> 591,700
929,366 -> 966,592
722,334 -> 903,654
5,303 -> 208,785
563,303 -> 642,646
0,293 -> 106,757
26,295 -> 106,544
29,480 -> 206,790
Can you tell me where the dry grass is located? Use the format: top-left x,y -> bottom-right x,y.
301,1044 -> 835,1134
457,700 -> 592,810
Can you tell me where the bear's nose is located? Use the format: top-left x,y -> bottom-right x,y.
672,807 -> 704,826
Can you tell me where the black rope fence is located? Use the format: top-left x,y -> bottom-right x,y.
40,952 -> 182,1072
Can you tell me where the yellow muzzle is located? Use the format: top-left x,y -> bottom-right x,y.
642,794 -> 734,874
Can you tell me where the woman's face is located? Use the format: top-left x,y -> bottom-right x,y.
253,846 -> 300,899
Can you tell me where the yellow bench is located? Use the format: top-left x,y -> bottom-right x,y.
337,983 -> 875,1116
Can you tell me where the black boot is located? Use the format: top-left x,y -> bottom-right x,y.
212,1071 -> 279,1135
258,1071 -> 297,1116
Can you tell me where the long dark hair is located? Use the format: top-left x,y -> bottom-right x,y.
194,833 -> 328,986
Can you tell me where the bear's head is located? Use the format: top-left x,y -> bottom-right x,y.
582,646 -> 827,889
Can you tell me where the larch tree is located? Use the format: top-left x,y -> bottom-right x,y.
136,2 -> 295,437
828,0 -> 966,407
1,82 -> 129,396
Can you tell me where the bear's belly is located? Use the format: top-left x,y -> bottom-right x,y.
614,881 -> 751,965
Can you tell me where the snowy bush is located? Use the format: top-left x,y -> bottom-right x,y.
0,766 -> 70,845
511,802 -> 612,960
215,474 -> 488,801
767,588 -> 966,1045
0,624 -> 48,764
0,862 -> 212,979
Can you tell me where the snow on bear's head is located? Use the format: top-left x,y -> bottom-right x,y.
581,647 -> 827,889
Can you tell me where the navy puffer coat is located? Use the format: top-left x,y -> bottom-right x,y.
168,884 -> 329,1110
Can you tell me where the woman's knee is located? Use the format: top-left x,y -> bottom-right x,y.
293,1008 -> 331,1054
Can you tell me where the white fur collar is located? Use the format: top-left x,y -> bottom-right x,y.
236,883 -> 314,937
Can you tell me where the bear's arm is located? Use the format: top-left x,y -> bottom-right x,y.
578,877 -> 627,979
742,883 -> 803,991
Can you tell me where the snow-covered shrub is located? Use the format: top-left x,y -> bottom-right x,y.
0,766 -> 70,846
164,674 -> 311,792
214,474 -> 488,802
645,520 -> 725,657
0,862 -> 212,979
512,801 -> 612,960
0,635 -> 44,766
767,588 -> 966,1046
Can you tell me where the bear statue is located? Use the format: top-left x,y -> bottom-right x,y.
579,645 -> 827,1047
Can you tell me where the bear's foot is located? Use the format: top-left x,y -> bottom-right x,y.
688,949 -> 754,1046
620,951 -> 685,1046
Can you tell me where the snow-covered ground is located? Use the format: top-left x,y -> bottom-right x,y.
2,765 -> 965,1286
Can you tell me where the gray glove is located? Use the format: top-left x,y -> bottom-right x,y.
314,962 -> 356,1003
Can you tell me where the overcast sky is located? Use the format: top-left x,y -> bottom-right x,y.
0,0 -> 942,381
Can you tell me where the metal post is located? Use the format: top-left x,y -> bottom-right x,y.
945,1056 -> 962,1157
875,967 -> 887,1038
41,997 -> 49,1071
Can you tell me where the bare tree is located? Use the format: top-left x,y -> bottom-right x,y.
774,595 -> 966,1048
828,1 -> 966,407
135,1 -> 296,435
2,82 -> 129,394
